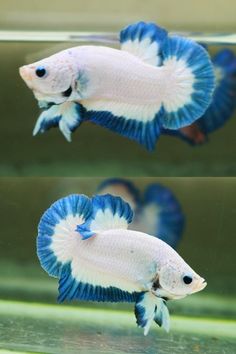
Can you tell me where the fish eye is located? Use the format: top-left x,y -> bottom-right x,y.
35,66 -> 47,78
183,275 -> 193,285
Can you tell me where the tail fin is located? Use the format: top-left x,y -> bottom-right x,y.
37,194 -> 92,277
162,49 -> 236,145
37,193 -> 133,277
121,22 -> 215,130
135,292 -> 170,335
159,35 -> 215,130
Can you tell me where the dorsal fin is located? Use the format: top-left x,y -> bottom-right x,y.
77,194 -> 134,240
120,22 -> 168,66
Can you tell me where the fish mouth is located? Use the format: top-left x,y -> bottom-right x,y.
19,66 -> 33,88
192,278 -> 207,294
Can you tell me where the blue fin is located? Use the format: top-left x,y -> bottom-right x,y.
33,102 -> 83,141
37,194 -> 92,277
96,178 -> 141,210
158,35 -> 214,130
84,107 -> 162,151
143,184 -> 185,249
162,49 -> 236,144
121,21 -> 215,129
120,22 -> 168,66
58,263 -> 138,303
77,194 -> 134,240
135,292 -> 170,335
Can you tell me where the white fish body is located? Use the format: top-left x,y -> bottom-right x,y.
37,193 -> 206,335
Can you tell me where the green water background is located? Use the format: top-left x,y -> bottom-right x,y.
0,177 -> 236,353
0,0 -> 236,176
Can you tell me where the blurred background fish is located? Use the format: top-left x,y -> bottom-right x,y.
97,178 -> 185,249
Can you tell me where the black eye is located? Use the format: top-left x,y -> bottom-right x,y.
183,275 -> 193,285
62,86 -> 72,97
35,66 -> 46,78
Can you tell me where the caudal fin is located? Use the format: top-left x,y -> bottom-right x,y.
159,35 -> 215,130
162,48 -> 236,145
37,194 -> 92,277
37,193 -> 133,276
135,292 -> 170,335
121,22 -> 215,131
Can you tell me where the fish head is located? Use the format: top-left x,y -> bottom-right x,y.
19,49 -> 81,105
157,259 -> 207,300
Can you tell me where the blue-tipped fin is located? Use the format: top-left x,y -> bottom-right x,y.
77,194 -> 134,239
33,102 -> 83,141
135,292 -> 170,335
120,21 -> 168,66
37,194 -> 92,277
159,35 -> 215,130
83,22 -> 214,150
162,49 -> 236,144
58,263 -> 138,303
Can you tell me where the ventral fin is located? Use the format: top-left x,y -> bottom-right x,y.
135,292 -> 170,335
58,263 -> 138,303
120,22 -> 168,66
33,102 -> 82,141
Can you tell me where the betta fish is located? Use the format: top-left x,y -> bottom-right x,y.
97,178 -> 185,249
37,193 -> 206,335
20,21 -> 214,151
162,49 -> 236,144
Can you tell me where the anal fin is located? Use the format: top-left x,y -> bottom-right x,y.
58,263 -> 138,303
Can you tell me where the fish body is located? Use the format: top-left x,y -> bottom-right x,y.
37,193 -> 206,335
20,22 -> 214,150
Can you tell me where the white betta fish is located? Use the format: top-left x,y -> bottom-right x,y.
37,193 -> 206,335
20,22 -> 214,150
